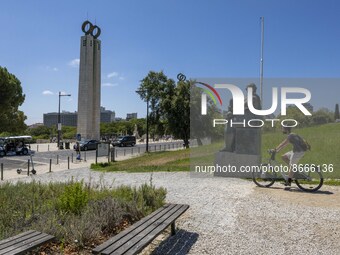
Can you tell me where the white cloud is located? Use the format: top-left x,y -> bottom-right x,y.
42,90 -> 54,95
119,76 -> 125,80
68,59 -> 80,67
102,82 -> 118,87
44,66 -> 58,71
107,72 -> 119,78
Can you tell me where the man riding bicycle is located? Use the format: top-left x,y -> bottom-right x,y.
273,126 -> 309,187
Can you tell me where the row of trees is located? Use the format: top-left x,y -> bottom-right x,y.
1,66 -> 340,145
26,119 -> 147,140
0,67 -> 27,134
276,106 -> 338,129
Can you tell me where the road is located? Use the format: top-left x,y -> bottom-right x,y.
0,141 -> 184,172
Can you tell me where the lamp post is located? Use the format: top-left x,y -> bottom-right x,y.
136,90 -> 149,152
57,91 -> 71,149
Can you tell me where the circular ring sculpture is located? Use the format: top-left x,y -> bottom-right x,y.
177,73 -> 186,81
81,20 -> 101,39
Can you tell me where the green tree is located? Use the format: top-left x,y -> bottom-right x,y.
28,125 -> 52,139
100,119 -> 147,138
312,108 -> 333,125
278,106 -> 312,128
189,82 -> 224,145
0,66 -> 27,133
137,71 -> 221,148
161,80 -> 190,147
137,71 -> 175,138
62,126 -> 77,139
335,104 -> 340,120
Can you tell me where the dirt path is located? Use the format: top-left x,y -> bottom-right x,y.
253,183 -> 340,209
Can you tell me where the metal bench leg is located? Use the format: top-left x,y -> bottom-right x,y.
171,222 -> 176,236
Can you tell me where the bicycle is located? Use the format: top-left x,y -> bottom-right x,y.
252,150 -> 323,192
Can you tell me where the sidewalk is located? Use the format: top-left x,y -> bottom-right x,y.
1,152 -> 138,181
1,141 -> 184,181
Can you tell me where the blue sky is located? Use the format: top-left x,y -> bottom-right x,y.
1,0 -> 340,124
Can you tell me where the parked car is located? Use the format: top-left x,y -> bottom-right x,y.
112,136 -> 136,147
74,140 -> 100,151
0,146 -> 5,157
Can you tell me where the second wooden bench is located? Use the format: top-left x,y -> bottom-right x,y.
93,203 -> 189,255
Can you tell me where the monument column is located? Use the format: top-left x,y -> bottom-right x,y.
77,21 -> 101,140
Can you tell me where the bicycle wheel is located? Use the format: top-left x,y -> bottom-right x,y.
294,167 -> 323,192
252,163 -> 277,188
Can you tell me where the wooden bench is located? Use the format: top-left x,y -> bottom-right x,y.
0,230 -> 55,255
93,203 -> 189,255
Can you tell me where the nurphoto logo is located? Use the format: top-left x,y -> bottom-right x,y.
196,82 -> 312,128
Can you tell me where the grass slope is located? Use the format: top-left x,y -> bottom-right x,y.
262,123 -> 340,179
93,123 -> 340,182
92,149 -> 190,172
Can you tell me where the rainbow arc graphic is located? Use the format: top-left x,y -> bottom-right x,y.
195,82 -> 222,115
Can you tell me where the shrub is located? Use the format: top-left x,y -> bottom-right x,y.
0,179 -> 167,252
57,180 -> 88,215
135,183 -> 167,215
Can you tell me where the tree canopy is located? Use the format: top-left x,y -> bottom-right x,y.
0,66 -> 26,134
137,71 -> 192,147
335,104 -> 340,120
136,71 -> 222,147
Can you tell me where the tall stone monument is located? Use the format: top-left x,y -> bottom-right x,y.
77,20 -> 101,140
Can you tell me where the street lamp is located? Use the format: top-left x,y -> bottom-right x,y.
136,90 -> 149,153
57,91 -> 71,149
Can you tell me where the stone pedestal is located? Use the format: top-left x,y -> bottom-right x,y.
235,128 -> 261,155
215,127 -> 261,178
214,151 -> 261,178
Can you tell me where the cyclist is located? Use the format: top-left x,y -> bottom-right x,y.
273,126 -> 308,187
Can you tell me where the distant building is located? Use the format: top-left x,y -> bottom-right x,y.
44,107 -> 115,127
28,123 -> 44,129
100,107 -> 115,123
126,113 -> 137,121
43,111 -> 77,127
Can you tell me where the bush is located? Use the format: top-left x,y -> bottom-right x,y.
57,180 -> 88,215
0,179 -> 167,252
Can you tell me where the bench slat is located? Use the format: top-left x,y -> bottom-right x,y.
0,231 -> 42,251
103,204 -> 184,255
0,231 -> 36,246
0,233 -> 53,255
125,204 -> 189,255
93,204 -> 177,254
6,234 -> 55,255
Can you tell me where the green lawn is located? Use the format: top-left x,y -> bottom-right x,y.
91,149 -> 190,172
262,123 -> 340,179
93,123 -> 340,181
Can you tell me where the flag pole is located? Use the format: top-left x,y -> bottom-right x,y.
260,17 -> 264,105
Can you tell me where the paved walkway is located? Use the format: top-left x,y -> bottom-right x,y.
0,140 -> 183,181
7,170 -> 340,255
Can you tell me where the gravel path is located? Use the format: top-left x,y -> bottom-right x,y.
7,169 -> 340,255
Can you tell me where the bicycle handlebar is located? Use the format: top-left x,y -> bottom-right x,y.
267,149 -> 276,160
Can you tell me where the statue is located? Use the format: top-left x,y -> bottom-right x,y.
222,83 -> 262,152
133,124 -> 140,138
244,83 -> 261,120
